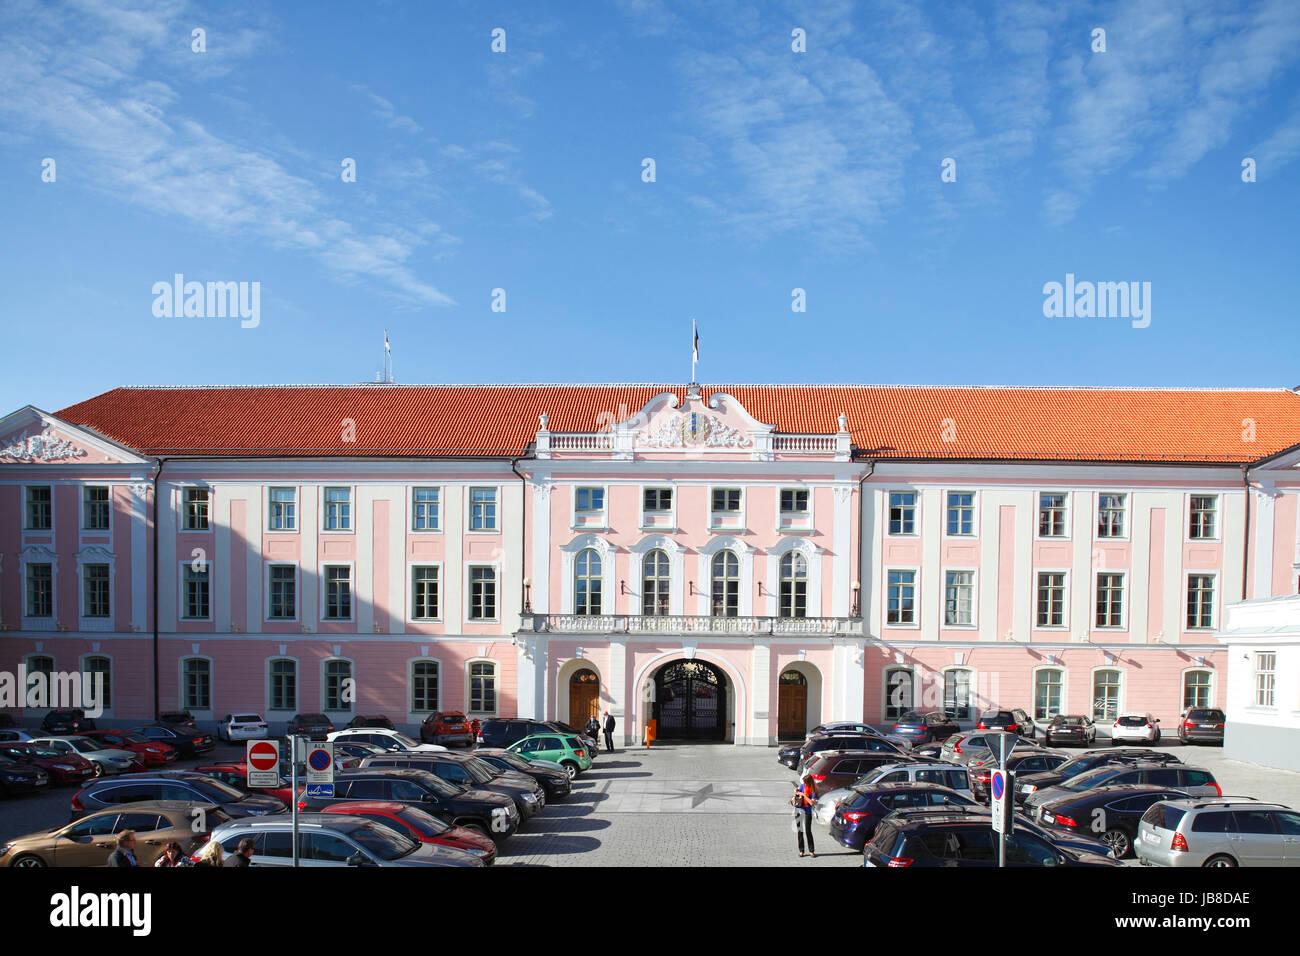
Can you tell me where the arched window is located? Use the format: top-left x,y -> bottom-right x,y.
943,669 -> 972,720
83,656 -> 112,710
411,661 -> 439,712
181,658 -> 210,710
643,549 -> 670,616
779,552 -> 808,619
574,548 -> 602,616
324,660 -> 352,712
1034,668 -> 1064,721
884,668 -> 914,721
25,655 -> 55,708
711,550 -> 739,617
269,659 -> 296,711
1093,669 -> 1121,722
1183,670 -> 1213,710
468,661 -> 498,715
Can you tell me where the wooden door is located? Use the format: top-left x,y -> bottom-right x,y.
777,671 -> 808,739
569,670 -> 600,729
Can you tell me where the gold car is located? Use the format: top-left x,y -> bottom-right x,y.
0,801 -> 227,867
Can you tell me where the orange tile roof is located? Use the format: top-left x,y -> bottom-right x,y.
53,384 -> 1300,463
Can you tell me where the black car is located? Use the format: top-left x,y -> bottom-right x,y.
357,752 -> 546,819
975,709 -> 1036,738
1023,762 -> 1218,815
158,710 -> 197,727
1177,708 -> 1226,745
1014,748 -> 1181,805
790,734 -> 904,773
70,770 -> 285,820
130,724 -> 215,758
0,753 -> 50,796
1043,715 -> 1096,747
1037,784 -> 1190,859
298,768 -> 519,843
967,749 -> 1069,801
473,748 -> 572,801
545,721 -> 599,754
478,718 -> 568,750
0,714 -> 18,730
863,811 -> 1121,867
345,715 -> 396,731
285,714 -> 335,741
829,781 -> 975,850
41,709 -> 98,735
891,711 -> 961,745
879,804 -> 1115,858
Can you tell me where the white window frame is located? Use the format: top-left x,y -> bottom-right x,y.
882,665 -> 917,722
79,560 -> 113,621
942,567 -> 977,629
885,566 -> 920,629
943,491 -> 977,538
409,658 -> 441,713
321,563 -> 356,622
465,563 -> 501,623
179,655 -> 214,713
640,485 -> 677,530
321,657 -> 355,714
81,485 -> 111,533
1036,491 -> 1070,540
1185,571 -> 1218,631
708,486 -> 746,531
23,557 -> 56,620
410,486 -> 442,533
1032,665 -> 1066,722
178,485 -> 213,534
1180,667 -> 1214,712
267,657 -> 299,713
1095,491 -> 1128,541
465,658 -> 499,716
267,486 -> 299,533
1034,568 -> 1069,629
407,564 -> 443,623
179,560 -> 212,622
264,563 -> 300,624
777,549 -> 810,619
628,535 -> 685,617
466,485 -> 501,533
1253,651 -> 1276,708
1093,569 -> 1127,630
24,485 -> 53,532
776,485 -> 815,534
1090,666 -> 1124,722
571,484 -> 609,531
941,666 -> 976,720
695,536 -> 754,616
887,489 -> 919,537
1187,494 -> 1220,542
80,653 -> 113,715
321,486 -> 355,534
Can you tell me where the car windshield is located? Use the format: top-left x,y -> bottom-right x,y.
343,822 -> 418,861
394,806 -> 451,837
300,715 -> 328,724
26,746 -> 62,758
490,752 -> 535,772
1058,718 -> 1084,726
898,712 -> 925,723
1060,768 -> 1116,792
67,738 -> 105,753
234,715 -> 261,723
1053,755 -> 1101,777
1118,716 -> 1149,726
121,733 -> 150,744
192,777 -> 248,801
465,757 -> 501,783
390,733 -> 421,749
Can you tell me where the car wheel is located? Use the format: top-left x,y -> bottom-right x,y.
1102,828 -> 1132,859
92,761 -> 105,777
561,761 -> 579,779
13,854 -> 46,868
1203,854 -> 1237,868
458,820 -> 491,839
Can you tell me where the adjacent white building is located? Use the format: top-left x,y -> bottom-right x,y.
1217,595 -> 1300,773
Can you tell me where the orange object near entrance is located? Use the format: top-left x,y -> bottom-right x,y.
646,720 -> 656,745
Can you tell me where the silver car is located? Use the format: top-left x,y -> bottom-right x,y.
1134,797 -> 1300,867
30,736 -> 136,776
814,761 -> 975,825
207,814 -> 484,866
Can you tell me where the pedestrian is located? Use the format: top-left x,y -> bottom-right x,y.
585,714 -> 601,752
603,710 -> 616,753
792,775 -> 816,858
106,830 -> 138,867
193,839 -> 225,867
470,717 -> 481,742
229,837 -> 255,867
153,842 -> 185,867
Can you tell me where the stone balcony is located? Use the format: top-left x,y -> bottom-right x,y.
520,612 -> 862,637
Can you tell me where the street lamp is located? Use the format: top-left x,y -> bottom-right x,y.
523,577 -> 532,613
850,580 -> 861,617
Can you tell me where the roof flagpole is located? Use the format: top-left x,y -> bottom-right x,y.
691,319 -> 698,386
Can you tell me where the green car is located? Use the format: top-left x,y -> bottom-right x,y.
506,734 -> 592,779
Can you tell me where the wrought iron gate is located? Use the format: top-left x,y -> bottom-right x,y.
654,660 -> 726,739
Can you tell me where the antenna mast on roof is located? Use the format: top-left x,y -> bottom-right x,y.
381,329 -> 394,383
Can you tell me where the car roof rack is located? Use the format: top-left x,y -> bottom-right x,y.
1184,796 -> 1280,808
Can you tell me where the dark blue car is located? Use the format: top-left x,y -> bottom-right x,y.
830,782 -> 975,850
890,711 -> 960,744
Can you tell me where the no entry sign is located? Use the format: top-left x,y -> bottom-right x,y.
246,740 -> 281,787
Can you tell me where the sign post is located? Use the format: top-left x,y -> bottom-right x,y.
246,739 -> 280,788
289,735 -> 299,867
305,742 -> 334,800
991,732 -> 1018,868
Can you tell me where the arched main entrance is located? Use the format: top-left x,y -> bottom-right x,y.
654,659 -> 727,740
777,669 -> 808,739
569,668 -> 600,727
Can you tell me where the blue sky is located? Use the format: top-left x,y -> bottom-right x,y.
2,0 -> 1299,416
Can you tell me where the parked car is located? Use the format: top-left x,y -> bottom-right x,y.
891,711 -> 961,745
0,730 -> 38,743
296,768 -> 520,843
326,728 -> 446,753
193,762 -> 296,805
319,800 -> 498,863
1111,713 -> 1161,745
790,734 -> 905,774
216,714 -> 270,742
473,748 -> 572,802
808,721 -> 879,738
829,781 -> 977,851
545,721 -> 601,755
419,712 -> 475,747
208,813 -> 484,866
863,811 -> 1121,867
81,730 -> 178,766
0,753 -> 49,796
40,709 -> 98,735
804,751 -> 922,799
1043,715 -> 1096,747
812,758 -> 974,827
285,713 -> 335,740
0,742 -> 96,785
1038,784 -> 1191,859
0,801 -> 228,867
939,730 -> 1038,764
506,734 -> 592,778
879,803 -> 1115,858
129,724 -> 215,758
1014,749 -> 1180,804
158,711 -> 197,727
345,715 -> 396,731
910,741 -> 947,760
0,715 -> 17,729
356,752 -> 545,819
329,740 -> 389,763
1023,762 -> 1220,817
30,736 -> 141,776
975,709 -> 1036,738
1177,708 -> 1226,746
1135,797 -> 1300,867
70,770 -> 286,821
968,750 -> 1069,802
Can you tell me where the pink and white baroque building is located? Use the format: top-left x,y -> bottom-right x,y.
4,382 -> 1300,747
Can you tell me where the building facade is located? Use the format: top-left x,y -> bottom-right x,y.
3,383 -> 1300,747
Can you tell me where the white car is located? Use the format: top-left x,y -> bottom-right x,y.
1110,713 -> 1161,745
326,728 -> 447,752
217,713 -> 269,742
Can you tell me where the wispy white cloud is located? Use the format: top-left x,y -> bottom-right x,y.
353,85 -> 422,133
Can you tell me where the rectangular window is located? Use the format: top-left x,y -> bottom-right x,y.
323,487 -> 352,531
1034,670 -> 1063,720
183,660 -> 210,710
888,492 -> 917,535
944,670 -> 972,720
83,564 -> 111,618
1182,672 -> 1212,711
575,487 -> 605,513
1253,652 -> 1275,708
643,488 -> 672,513
779,489 -> 809,514
887,570 -> 916,625
469,661 -> 497,714
25,563 -> 53,617
469,566 -> 497,620
324,566 -> 352,620
411,567 -> 440,620
944,571 -> 974,626
83,486 -> 110,530
25,486 -> 52,530
469,488 -> 498,531
270,660 -> 297,711
411,662 -> 439,712
183,566 -> 210,620
268,488 -> 296,531
183,488 -> 210,531
1186,574 -> 1214,629
411,488 -> 440,530
1189,496 -> 1218,539
325,661 -> 352,712
946,492 -> 974,536
268,565 -> 296,620
1097,493 -> 1126,537
711,488 -> 741,514
1038,493 -> 1067,537
1036,572 -> 1066,627
1095,573 -> 1124,628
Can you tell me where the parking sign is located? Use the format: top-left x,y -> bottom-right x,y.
306,742 -> 334,785
991,769 -> 1008,833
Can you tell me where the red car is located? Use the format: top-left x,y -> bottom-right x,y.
82,729 -> 178,767
0,742 -> 96,785
319,800 -> 497,864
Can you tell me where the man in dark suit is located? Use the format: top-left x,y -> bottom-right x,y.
106,830 -> 138,867
230,837 -> 255,867
603,711 -> 616,753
